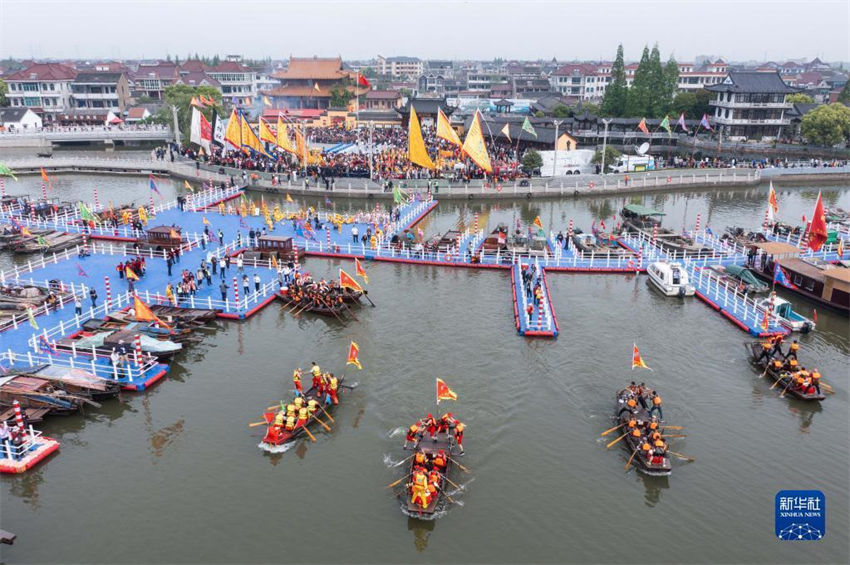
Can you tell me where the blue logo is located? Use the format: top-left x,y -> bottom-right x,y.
775,490 -> 825,540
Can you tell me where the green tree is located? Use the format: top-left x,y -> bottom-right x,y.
786,93 -> 815,104
838,82 -> 850,105
534,110 -> 545,118
647,45 -> 666,117
521,149 -> 543,172
801,103 -> 850,146
329,85 -> 353,108
591,146 -> 622,173
626,46 -> 651,117
0,79 -> 7,106
661,56 -> 680,116
672,89 -> 713,119
552,104 -> 570,118
153,84 -> 221,144
601,44 -> 628,117
361,66 -> 376,78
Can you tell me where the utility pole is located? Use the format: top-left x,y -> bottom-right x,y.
552,119 -> 562,177
600,119 -> 610,174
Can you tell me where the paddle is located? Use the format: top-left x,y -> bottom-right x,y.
317,402 -> 335,424
248,421 -> 266,428
663,434 -> 687,438
600,423 -> 625,437
362,290 -> 376,307
446,455 -> 471,473
312,414 -> 332,432
339,299 -> 360,322
661,425 -> 684,430
438,486 -> 456,505
624,449 -> 639,470
606,431 -> 631,449
770,372 -> 789,390
667,450 -> 695,462
386,473 -> 411,489
300,423 -> 317,442
438,472 -> 461,490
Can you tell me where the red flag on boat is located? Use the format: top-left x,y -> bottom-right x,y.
436,378 -> 457,403
134,295 -> 170,329
813,309 -> 818,323
355,258 -> 369,283
631,344 -> 651,370
807,192 -> 828,251
346,341 -> 362,370
339,269 -> 363,292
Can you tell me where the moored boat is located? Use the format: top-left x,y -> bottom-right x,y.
646,261 -> 695,297
620,204 -> 713,256
754,296 -> 815,333
0,375 -> 84,416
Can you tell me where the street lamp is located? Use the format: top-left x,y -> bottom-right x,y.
600,118 -> 612,174
552,119 -> 563,177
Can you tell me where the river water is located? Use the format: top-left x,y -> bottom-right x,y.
1,172 -> 848,564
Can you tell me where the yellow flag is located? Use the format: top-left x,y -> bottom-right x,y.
241,118 -> 263,154
183,180 -> 194,192
276,118 -> 296,154
258,118 -> 276,144
224,108 -> 242,148
462,110 -> 492,173
436,107 -> 462,147
295,128 -> 308,162
500,123 -> 511,142
286,194 -> 294,203
407,106 -> 435,170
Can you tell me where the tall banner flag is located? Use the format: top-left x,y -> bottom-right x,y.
700,113 -> 713,131
149,175 -> 161,197
807,191 -> 828,251
461,110 -> 492,173
40,167 -> 53,190
767,180 -> 779,223
125,266 -> 140,281
259,118 -> 276,145
199,111 -> 212,153
26,305 -> 38,329
500,123 -> 512,142
522,116 -> 537,138
276,118 -> 296,154
773,261 -> 798,289
339,269 -> 364,292
631,344 -> 652,370
637,118 -> 649,134
347,341 -> 363,370
224,108 -> 242,149
241,117 -> 264,155
838,238 -> 844,259
295,127 -> 308,163
436,378 -> 458,403
190,106 -> 202,147
407,106 -> 435,170
677,112 -> 689,133
436,107 -> 462,147
211,109 -> 226,147
355,257 -> 369,283
0,162 -> 18,180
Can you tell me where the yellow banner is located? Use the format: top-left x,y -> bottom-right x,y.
295,127 -> 308,162
277,118 -> 296,154
407,106 -> 435,170
241,118 -> 263,154
224,108 -> 241,148
461,111 -> 492,173
259,118 -> 276,144
436,107 -> 462,147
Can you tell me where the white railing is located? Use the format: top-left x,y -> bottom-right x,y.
0,426 -> 50,461
2,348 -> 159,384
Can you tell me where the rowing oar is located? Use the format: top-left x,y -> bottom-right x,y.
385,473 -> 411,489
439,472 -> 462,490
666,450 -> 696,462
663,434 -> 687,438
362,290 -> 376,307
328,305 -> 348,326
606,431 -> 630,449
770,373 -> 788,390
312,414 -> 332,432
300,423 -> 317,442
340,299 -> 359,322
661,425 -> 685,430
438,486 -> 456,504
600,423 -> 625,437
394,454 -> 414,467
248,421 -> 267,427
780,378 -> 797,398
624,449 -> 639,470
446,455 -> 471,473
317,402 -> 335,424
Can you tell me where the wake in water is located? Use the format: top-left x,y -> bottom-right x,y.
383,453 -> 410,468
258,441 -> 295,454
386,426 -> 405,438
445,476 -> 475,496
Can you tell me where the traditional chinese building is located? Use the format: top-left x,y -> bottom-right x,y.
707,71 -> 799,140
264,56 -> 366,110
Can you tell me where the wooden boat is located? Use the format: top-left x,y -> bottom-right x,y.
572,231 -> 635,255
481,225 -> 508,251
721,226 -> 767,248
258,376 -> 345,450
424,230 -> 462,252
28,365 -> 121,401
614,389 -> 672,476
709,264 -> 769,294
149,305 -> 220,325
81,318 -> 196,342
751,245 -> 850,316
746,342 -> 826,400
620,204 -> 713,256
278,291 -> 351,318
9,232 -> 83,254
0,375 -> 83,415
402,432 -> 455,518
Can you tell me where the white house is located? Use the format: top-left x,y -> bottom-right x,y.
4,63 -> 78,118
0,107 -> 44,130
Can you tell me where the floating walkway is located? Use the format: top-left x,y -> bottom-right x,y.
510,262 -> 559,338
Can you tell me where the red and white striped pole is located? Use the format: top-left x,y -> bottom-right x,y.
762,209 -> 770,231
134,334 -> 143,366
104,276 -> 111,310
567,219 -> 574,249
93,188 -> 100,211
637,250 -> 643,271
82,233 -> 89,255
326,227 -> 331,248
13,400 -> 25,431
0,177 -> 6,197
538,293 -> 545,329
41,182 -> 47,201
651,224 -> 658,247
232,276 -> 239,311
695,213 -> 701,235
149,191 -> 155,216
293,243 -> 300,271
474,212 -> 479,234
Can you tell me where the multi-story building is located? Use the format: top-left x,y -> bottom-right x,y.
376,56 -> 423,79
466,71 -> 509,92
205,60 -> 257,104
71,72 -> 132,112
676,60 -> 727,92
360,90 -> 402,111
131,62 -> 178,100
418,73 -> 446,95
4,63 -> 78,117
265,56 -> 366,110
550,64 -> 606,99
707,71 -> 798,140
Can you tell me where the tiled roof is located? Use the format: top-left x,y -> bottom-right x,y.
74,72 -> 124,83
6,63 -> 77,81
127,108 -> 149,119
706,71 -> 799,94
0,107 -> 33,122
209,61 -> 252,73
365,90 -> 401,100
273,57 -> 346,80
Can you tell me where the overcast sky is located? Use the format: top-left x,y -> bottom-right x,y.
1,0 -> 847,63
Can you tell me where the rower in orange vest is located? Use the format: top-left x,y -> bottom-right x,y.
810,369 -> 822,395
454,422 -> 465,453
292,368 -> 303,397
296,406 -> 309,428
432,449 -> 447,471
405,422 -> 422,446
